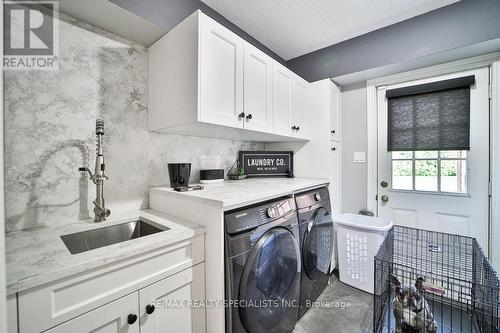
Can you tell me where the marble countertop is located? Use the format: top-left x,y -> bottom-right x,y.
6,209 -> 205,295
150,177 -> 330,211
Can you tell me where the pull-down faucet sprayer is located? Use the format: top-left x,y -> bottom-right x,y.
79,119 -> 111,222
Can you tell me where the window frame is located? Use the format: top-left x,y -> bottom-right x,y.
391,150 -> 469,196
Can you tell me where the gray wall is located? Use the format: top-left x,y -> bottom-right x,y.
4,13 -> 262,232
288,0 -> 500,82
110,0 -> 287,65
341,83 -> 368,214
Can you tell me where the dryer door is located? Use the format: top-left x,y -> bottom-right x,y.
239,227 -> 300,333
303,208 -> 333,280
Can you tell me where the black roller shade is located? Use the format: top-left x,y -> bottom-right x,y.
386,75 -> 475,152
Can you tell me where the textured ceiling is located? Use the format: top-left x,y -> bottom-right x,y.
201,0 -> 459,60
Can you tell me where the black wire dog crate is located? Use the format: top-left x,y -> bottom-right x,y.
374,226 -> 499,333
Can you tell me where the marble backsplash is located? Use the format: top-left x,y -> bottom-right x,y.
4,13 -> 263,232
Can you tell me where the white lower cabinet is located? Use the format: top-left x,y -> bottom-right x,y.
16,236 -> 205,333
40,264 -> 205,333
45,293 -> 139,333
139,264 -> 205,333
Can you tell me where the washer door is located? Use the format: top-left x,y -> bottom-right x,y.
239,227 -> 300,333
303,208 -> 333,280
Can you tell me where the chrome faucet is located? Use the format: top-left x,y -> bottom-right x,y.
79,119 -> 111,222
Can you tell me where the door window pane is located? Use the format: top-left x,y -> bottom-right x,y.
441,160 -> 467,193
392,160 -> 413,190
440,150 -> 467,159
392,151 -> 412,159
415,160 -> 438,191
415,151 -> 438,159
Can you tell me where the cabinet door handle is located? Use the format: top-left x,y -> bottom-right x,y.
127,314 -> 138,325
296,126 -> 300,131
238,112 -> 245,119
331,130 -> 336,134
245,114 -> 252,120
331,147 -> 336,151
146,304 -> 156,314
291,126 -> 296,130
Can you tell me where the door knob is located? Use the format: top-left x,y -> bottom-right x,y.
381,195 -> 389,203
127,314 -> 138,325
380,180 -> 388,188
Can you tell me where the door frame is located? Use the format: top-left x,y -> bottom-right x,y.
365,53 -> 500,265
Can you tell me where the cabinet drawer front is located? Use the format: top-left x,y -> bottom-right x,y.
19,236 -> 204,333
139,263 -> 205,333
45,293 -> 139,333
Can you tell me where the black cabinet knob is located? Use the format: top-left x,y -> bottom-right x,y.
127,314 -> 138,325
331,147 -> 336,151
238,112 -> 245,119
245,114 -> 252,120
146,304 -> 156,314
331,130 -> 336,134
291,126 -> 296,130
296,126 -> 300,131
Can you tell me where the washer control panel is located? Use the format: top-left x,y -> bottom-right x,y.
225,198 -> 296,234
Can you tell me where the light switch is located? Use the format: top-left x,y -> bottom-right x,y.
354,152 -> 366,163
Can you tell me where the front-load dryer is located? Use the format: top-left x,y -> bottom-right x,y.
224,197 -> 301,333
295,187 -> 334,318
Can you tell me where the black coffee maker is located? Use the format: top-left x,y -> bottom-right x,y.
168,163 -> 191,188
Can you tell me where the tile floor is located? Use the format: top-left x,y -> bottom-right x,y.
294,272 -> 373,333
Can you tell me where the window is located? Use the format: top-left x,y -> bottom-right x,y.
392,150 -> 467,194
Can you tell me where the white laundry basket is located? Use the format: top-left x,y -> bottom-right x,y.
335,213 -> 393,293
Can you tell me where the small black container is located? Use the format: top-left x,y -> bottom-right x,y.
168,163 -> 191,188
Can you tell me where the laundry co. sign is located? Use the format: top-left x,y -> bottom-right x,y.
4,1 -> 59,70
239,151 -> 294,178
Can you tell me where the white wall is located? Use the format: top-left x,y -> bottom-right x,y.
340,82 -> 368,214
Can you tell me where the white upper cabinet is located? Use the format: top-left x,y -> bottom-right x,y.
148,10 -> 310,141
272,64 -> 293,136
243,42 -> 273,133
329,83 -> 341,141
290,76 -> 310,139
199,14 -> 243,128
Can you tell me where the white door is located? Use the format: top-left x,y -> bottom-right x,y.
272,64 -> 292,136
290,76 -> 310,139
45,293 -> 139,333
243,42 -> 273,132
377,68 -> 490,249
199,15 -> 243,129
139,264 -> 205,333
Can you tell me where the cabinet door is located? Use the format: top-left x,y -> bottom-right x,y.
272,64 -> 292,136
45,293 -> 139,333
329,143 -> 341,216
243,42 -> 273,132
139,263 -> 205,333
290,76 -> 310,139
199,14 -> 244,129
329,82 -> 341,141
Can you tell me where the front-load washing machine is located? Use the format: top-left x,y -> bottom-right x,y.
225,197 -> 301,333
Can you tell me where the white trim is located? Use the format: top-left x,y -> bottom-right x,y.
367,52 -> 500,87
0,2 -> 7,332
366,53 -> 500,220
366,86 -> 378,214
491,59 -> 500,269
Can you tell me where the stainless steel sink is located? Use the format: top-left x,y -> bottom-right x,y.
61,219 -> 169,254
